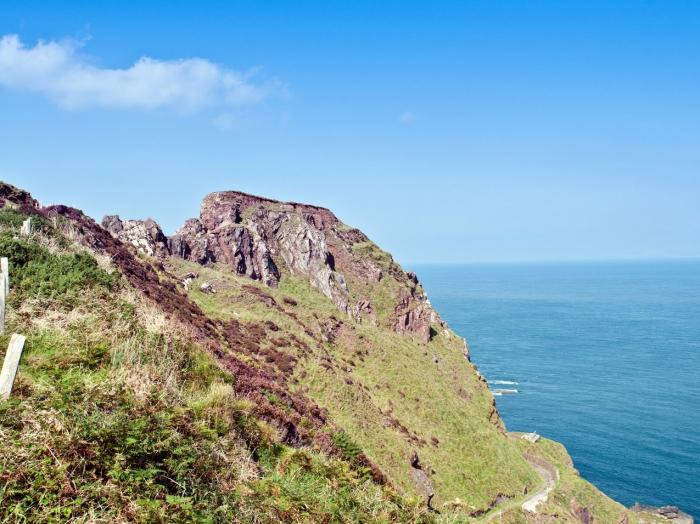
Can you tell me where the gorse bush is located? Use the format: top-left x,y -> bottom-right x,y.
0,208 -> 50,232
0,233 -> 119,300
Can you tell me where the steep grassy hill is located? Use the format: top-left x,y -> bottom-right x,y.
0,182 -> 665,523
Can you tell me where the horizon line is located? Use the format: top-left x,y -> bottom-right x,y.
405,255 -> 700,266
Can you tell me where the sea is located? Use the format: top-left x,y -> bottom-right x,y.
412,260 -> 700,519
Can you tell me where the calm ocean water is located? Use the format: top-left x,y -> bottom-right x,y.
413,260 -> 700,519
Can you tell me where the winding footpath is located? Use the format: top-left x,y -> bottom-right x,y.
482,456 -> 559,522
521,457 -> 558,513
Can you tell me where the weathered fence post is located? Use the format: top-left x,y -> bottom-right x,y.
20,217 -> 32,237
1,257 -> 8,296
0,333 -> 26,400
0,273 -> 7,335
0,257 -> 7,334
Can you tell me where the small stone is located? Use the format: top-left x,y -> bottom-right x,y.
200,282 -> 216,294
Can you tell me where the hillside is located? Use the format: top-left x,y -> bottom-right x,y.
0,181 -> 674,523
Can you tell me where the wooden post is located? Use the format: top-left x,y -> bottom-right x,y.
0,272 -> 6,335
0,258 -> 7,334
1,257 -> 7,296
20,218 -> 32,236
0,334 -> 26,400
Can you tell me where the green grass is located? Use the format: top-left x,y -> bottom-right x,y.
0,216 -> 641,522
166,238 -> 641,522
302,325 -> 538,507
171,258 -> 540,512
0,236 -> 431,523
0,208 -> 50,232
513,437 -> 641,523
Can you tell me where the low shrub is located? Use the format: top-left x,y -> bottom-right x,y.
0,233 -> 119,301
0,208 -> 51,232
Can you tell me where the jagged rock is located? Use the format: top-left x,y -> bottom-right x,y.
392,271 -> 437,342
410,451 -> 435,506
170,216 -> 280,286
170,194 -> 282,287
181,272 -> 198,291
168,189 -> 438,338
200,282 -> 216,294
394,293 -> 432,343
332,228 -> 384,283
264,209 -> 349,313
169,218 -> 213,263
102,215 -> 170,258
630,503 -> 694,523
334,226 -> 368,246
463,338 -> 471,361
355,299 -> 373,317
171,191 -> 348,309
355,258 -> 383,282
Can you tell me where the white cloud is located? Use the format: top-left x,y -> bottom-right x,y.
399,111 -> 416,124
0,34 -> 284,112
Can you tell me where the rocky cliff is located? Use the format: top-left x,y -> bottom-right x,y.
102,215 -> 170,258
105,190 -> 437,342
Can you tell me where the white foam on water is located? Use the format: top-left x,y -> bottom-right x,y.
488,380 -> 519,385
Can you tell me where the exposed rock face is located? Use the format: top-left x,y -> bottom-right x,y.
102,215 -> 170,258
169,216 -> 280,287
258,208 -> 349,313
107,189 -> 438,339
392,272 -> 435,343
170,191 -> 348,310
168,193 -> 283,288
394,296 -> 432,343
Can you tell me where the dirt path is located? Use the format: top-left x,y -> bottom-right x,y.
481,455 -> 558,521
521,457 -> 558,513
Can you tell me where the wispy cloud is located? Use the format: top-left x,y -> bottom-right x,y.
0,34 -> 285,112
399,111 -> 416,124
212,113 -> 235,131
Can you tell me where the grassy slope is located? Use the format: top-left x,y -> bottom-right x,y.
0,209 -> 429,523
167,253 -> 539,510
510,437 -> 666,524
169,229 -> 646,522
0,203 -> 646,523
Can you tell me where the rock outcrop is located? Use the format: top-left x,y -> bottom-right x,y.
630,504 -> 694,523
169,211 -> 281,287
394,295 -> 432,343
102,189 -> 439,339
392,272 -> 436,343
102,215 -> 170,258
170,191 -> 349,311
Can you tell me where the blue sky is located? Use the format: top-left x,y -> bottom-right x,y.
1,1 -> 698,263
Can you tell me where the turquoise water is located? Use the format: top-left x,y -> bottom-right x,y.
413,261 -> 700,518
